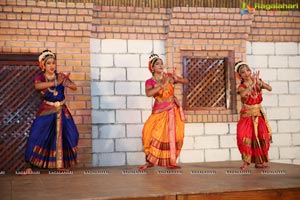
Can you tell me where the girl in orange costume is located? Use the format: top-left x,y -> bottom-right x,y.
139,53 -> 188,170
235,61 -> 272,170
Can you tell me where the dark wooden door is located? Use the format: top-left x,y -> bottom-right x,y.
0,54 -> 42,171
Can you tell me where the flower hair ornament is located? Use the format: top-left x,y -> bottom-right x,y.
148,53 -> 160,73
38,49 -> 56,70
234,61 -> 249,80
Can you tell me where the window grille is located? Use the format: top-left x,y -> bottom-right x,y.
183,57 -> 233,111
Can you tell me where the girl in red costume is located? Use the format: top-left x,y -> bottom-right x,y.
235,61 -> 272,170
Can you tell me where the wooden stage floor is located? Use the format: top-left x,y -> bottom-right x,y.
0,161 -> 299,200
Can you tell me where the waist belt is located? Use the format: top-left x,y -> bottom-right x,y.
44,100 -> 65,107
240,103 -> 273,143
240,104 -> 262,118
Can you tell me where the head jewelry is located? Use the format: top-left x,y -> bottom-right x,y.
148,53 -> 161,73
234,61 -> 248,75
38,50 -> 56,70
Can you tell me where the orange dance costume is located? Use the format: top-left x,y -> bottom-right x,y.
142,78 -> 185,167
237,83 -> 272,165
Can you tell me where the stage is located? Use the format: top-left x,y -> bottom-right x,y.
0,161 -> 299,200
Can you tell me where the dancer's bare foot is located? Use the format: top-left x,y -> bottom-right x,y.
166,165 -> 181,169
240,162 -> 249,170
25,168 -> 33,174
255,164 -> 270,169
19,168 -> 33,176
139,162 -> 154,171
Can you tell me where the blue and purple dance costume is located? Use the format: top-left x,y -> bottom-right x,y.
25,74 -> 79,169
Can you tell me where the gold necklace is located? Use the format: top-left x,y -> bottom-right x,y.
245,82 -> 258,99
45,73 -> 58,96
45,73 -> 56,81
48,88 -> 58,96
153,75 -> 162,82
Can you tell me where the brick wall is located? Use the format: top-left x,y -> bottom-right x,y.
0,0 -> 93,167
90,6 -> 300,166
166,7 -> 250,123
1,1 -> 299,167
92,5 -> 169,40
250,10 -> 300,42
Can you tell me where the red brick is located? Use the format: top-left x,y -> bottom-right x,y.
71,115 -> 83,125
75,3 -> 85,9
2,46 -> 11,52
27,1 -> 37,6
0,35 -> 12,40
83,116 -> 91,124
7,14 -> 17,20
77,144 -> 92,153
65,60 -> 81,67
48,15 -> 57,22
77,154 -> 92,163
3,6 -> 12,12
6,40 -> 24,47
57,2 -> 66,8
86,103 -> 91,110
68,100 -> 86,110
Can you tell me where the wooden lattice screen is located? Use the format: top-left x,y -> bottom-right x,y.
0,54 -> 42,172
183,57 -> 229,110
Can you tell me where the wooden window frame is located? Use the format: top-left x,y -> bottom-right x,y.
178,50 -> 238,123
182,56 -> 236,110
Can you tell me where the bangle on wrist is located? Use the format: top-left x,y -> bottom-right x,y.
63,79 -> 70,87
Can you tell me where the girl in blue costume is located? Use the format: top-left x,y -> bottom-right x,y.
25,50 -> 79,173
